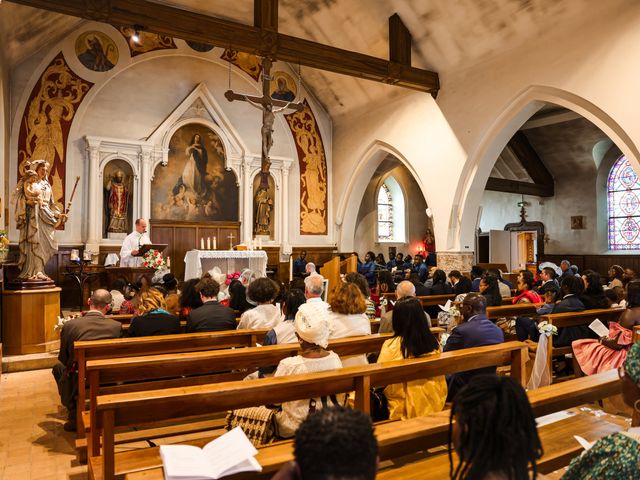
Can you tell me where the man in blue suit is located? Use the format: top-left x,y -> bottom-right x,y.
358,251 -> 377,287
443,293 -> 504,399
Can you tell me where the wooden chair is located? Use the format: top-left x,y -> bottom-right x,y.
118,369 -> 621,480
89,342 -> 528,480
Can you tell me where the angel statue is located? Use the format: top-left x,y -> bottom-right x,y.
12,160 -> 68,281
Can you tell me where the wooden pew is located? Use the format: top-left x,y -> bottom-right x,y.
633,325 -> 640,343
538,308 -> 625,380
89,342 -> 528,480
486,302 -> 540,319
118,369 -> 620,480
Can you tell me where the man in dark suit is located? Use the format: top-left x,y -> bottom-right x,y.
52,289 -> 122,431
558,259 -> 573,283
187,277 -> 237,333
443,293 -> 504,399
552,275 -> 587,347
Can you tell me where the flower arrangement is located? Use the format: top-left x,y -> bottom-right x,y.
225,271 -> 241,285
537,321 -> 558,336
142,249 -> 167,270
54,313 -> 80,332
0,230 -> 9,252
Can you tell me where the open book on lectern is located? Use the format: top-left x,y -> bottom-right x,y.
134,244 -> 168,257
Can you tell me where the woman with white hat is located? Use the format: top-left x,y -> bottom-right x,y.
274,302 -> 343,438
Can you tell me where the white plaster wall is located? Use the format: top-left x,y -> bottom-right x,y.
332,91 -> 468,253
8,24 -> 333,248
353,161 -> 429,258
439,0 -> 640,253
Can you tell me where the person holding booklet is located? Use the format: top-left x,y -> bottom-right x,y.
572,280 -> 640,376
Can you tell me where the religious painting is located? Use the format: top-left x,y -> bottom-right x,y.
270,71 -> 297,102
285,100 -> 328,235
75,31 -> 118,72
118,26 -> 176,56
102,159 -> 134,238
253,174 -> 275,239
570,215 -> 585,230
220,48 -> 262,81
152,124 -> 239,222
17,52 -> 93,217
187,41 -> 214,52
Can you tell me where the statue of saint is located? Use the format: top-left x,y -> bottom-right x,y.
12,160 -> 67,281
254,186 -> 273,235
105,170 -> 129,233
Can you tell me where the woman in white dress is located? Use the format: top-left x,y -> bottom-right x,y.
237,278 -> 281,329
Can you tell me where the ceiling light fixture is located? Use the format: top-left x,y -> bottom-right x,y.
131,24 -> 144,44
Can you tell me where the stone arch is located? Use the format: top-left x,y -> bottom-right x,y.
336,140 -> 429,252
450,85 -> 640,253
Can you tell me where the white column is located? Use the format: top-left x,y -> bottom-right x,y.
281,167 -> 290,249
86,139 -> 101,248
139,147 -> 153,222
243,160 -> 254,244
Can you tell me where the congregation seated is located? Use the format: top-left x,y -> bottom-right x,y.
272,407 -> 378,480
52,289 -> 122,431
573,280 -> 640,376
109,279 -> 128,313
303,273 -> 330,311
237,277 -> 281,329
345,272 -> 376,319
623,267 -> 638,287
562,343 -> 640,478
411,253 -> 428,283
292,250 -> 307,277
448,270 -> 472,295
264,288 -> 306,346
127,288 -> 181,337
377,297 -> 447,420
304,262 -> 316,275
377,270 -> 395,295
450,375 -> 542,479
558,259 -> 574,283
178,278 -> 203,321
328,282 -> 371,367
488,268 -> 511,298
470,265 -> 485,292
536,266 -> 560,295
605,285 -> 625,308
227,278 -> 253,313
512,270 -> 542,304
357,251 -> 377,287
409,272 -> 429,296
186,277 -> 236,333
379,280 -> 431,334
159,273 -> 180,316
443,293 -> 504,399
478,274 -> 502,307
580,269 -> 609,310
273,303 -> 343,438
607,264 -> 624,289
375,253 -> 387,269
425,269 -> 453,296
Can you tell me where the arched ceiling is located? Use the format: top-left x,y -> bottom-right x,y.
0,0 -> 622,118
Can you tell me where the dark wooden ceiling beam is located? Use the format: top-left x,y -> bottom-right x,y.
254,0 -> 278,32
389,13 -> 411,66
507,131 -> 554,187
485,178 -> 554,197
7,0 -> 439,94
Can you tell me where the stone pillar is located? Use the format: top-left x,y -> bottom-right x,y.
139,147 -> 153,222
436,251 -> 475,272
85,139 -> 101,249
242,159 -> 254,243
281,167 -> 290,250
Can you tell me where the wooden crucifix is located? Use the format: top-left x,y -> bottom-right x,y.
224,57 -> 303,186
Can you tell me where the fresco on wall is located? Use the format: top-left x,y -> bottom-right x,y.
220,48 -> 261,81
270,71 -> 297,102
285,100 -> 328,235
187,41 -> 214,52
75,31 -> 118,72
118,26 -> 176,56
152,124 -> 238,222
17,52 -> 93,215
103,159 -> 134,237
253,174 -> 275,238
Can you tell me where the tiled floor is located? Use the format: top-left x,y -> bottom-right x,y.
0,369 -> 87,480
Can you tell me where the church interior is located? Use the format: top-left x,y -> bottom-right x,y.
2,0 -> 640,479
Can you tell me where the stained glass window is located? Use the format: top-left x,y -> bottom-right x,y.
608,156 -> 640,250
377,183 -> 393,241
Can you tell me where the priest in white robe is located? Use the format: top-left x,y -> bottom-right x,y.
119,218 -> 151,267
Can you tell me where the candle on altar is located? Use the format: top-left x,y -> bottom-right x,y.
213,236 -> 217,250
207,237 -> 211,250
289,256 -> 293,282
200,238 -> 204,250
167,256 -> 171,268
258,238 -> 262,249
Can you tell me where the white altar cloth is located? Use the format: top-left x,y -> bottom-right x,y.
183,250 -> 268,280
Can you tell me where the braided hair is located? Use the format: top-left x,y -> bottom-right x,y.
448,375 -> 542,480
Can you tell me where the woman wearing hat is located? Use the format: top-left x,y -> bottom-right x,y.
274,302 -> 343,438
562,342 -> 640,479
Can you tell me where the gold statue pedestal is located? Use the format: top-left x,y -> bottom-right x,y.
2,287 -> 61,355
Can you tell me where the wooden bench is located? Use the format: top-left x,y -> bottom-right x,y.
119,369 -> 620,480
538,308 -> 625,380
634,325 -> 640,343
89,342 -> 528,480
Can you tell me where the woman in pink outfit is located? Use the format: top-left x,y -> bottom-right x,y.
573,280 -> 640,375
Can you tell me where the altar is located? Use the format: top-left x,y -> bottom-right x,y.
183,250 -> 268,280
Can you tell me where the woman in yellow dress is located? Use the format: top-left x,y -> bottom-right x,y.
377,297 -> 447,420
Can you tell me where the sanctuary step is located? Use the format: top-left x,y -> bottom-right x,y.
2,351 -> 59,373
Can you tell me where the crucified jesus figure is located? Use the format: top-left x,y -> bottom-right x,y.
225,57 -> 303,186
